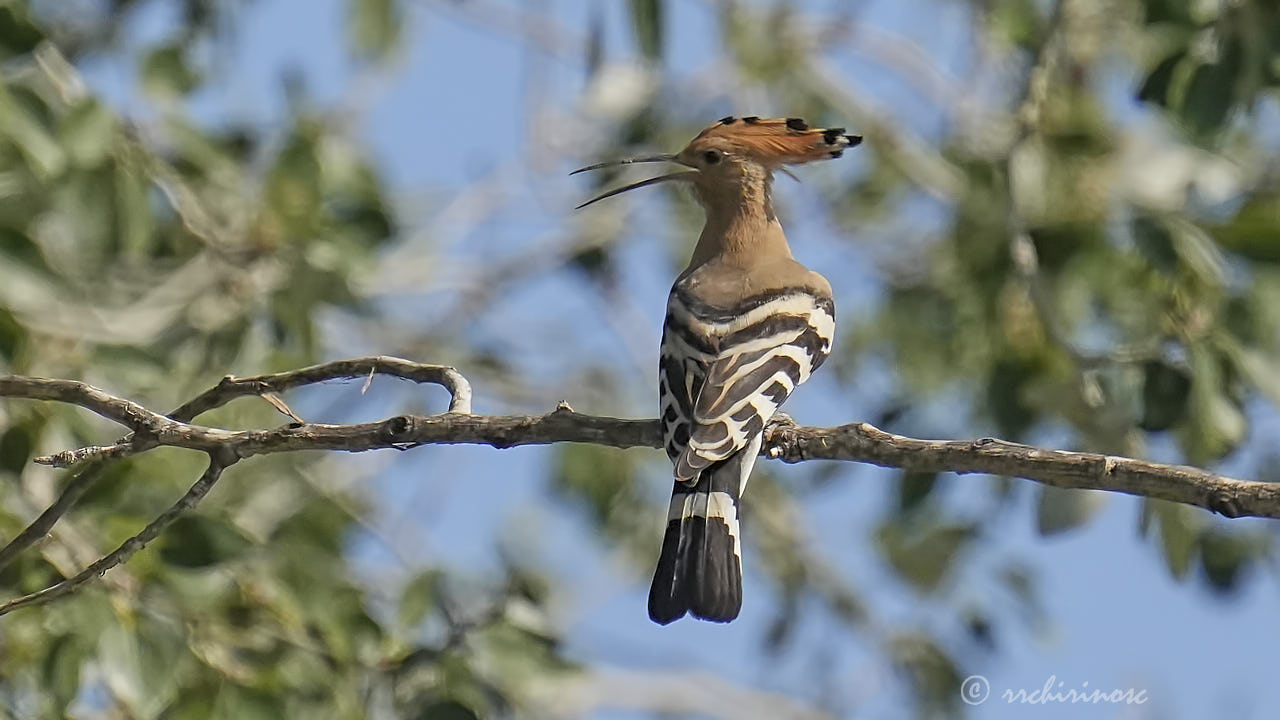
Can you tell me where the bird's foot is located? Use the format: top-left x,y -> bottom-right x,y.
763,413 -> 797,458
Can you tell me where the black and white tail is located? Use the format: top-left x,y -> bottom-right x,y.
648,434 -> 761,624
650,285 -> 834,624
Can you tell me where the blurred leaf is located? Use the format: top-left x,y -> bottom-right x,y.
159,514 -> 254,568
5,3 -> 1280,717
0,225 -> 51,277
889,633 -> 962,714
569,243 -> 610,276
964,608 -> 996,650
629,0 -> 664,62
349,0 -> 401,62
1198,528 -> 1258,595
264,127 -> 323,237
55,165 -> 116,250
269,493 -> 357,555
0,83 -> 65,178
1140,359 -> 1191,431
1036,486 -> 1106,536
479,611 -> 571,682
0,5 -> 43,58
59,99 -> 118,167
763,596 -> 799,655
1212,194 -> 1280,262
986,357 -> 1042,439
114,156 -> 154,256
332,194 -> 394,247
100,620 -> 160,719
142,43 -> 202,99
1130,212 -> 1226,286
1141,0 -> 1194,24
897,471 -> 938,515
0,547 -> 61,595
551,444 -> 646,544
132,615 -> 186,712
1137,51 -> 1185,106
877,522 -> 976,592
1169,218 -> 1226,286
79,456 -> 146,509
399,569 -> 440,628
586,6 -> 604,79
214,684 -> 286,720
1000,563 -> 1043,624
1178,40 -> 1241,138
415,700 -> 480,720
1219,335 -> 1280,408
1131,214 -> 1178,272
986,0 -> 1044,48
41,634 -> 84,715
1181,343 -> 1247,462
0,306 -> 25,362
0,415 -> 41,474
1153,500 -> 1203,580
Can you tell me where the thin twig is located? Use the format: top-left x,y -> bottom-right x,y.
0,454 -> 234,616
0,376 -> 180,434
2,375 -> 1277,519
0,461 -> 109,570
170,355 -> 474,419
2,358 -> 1279,617
0,357 -> 471,571
29,356 -> 472,467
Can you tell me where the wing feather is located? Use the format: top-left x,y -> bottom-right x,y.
662,289 -> 835,483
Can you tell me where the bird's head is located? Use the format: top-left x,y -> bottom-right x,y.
573,116 -> 861,209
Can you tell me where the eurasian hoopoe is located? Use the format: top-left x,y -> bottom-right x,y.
574,116 -> 861,624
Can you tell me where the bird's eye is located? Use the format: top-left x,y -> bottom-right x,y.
702,150 -> 721,165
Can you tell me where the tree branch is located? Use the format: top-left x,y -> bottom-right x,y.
0,357 -> 471,572
0,453 -> 235,616
0,461 -> 110,571
0,358 -> 1277,616
169,355 -> 474,419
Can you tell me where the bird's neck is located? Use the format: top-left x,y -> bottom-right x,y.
686,166 -> 793,271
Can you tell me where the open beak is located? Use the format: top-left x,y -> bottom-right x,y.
571,154 -> 697,210
570,154 -> 682,175
574,170 -> 699,209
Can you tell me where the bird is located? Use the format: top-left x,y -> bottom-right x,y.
573,116 -> 861,624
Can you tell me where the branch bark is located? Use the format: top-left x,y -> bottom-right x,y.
0,357 -> 1277,616
0,357 -> 470,572
0,454 -> 235,616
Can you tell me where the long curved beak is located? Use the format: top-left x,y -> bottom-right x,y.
570,154 -> 682,176
574,170 -> 699,209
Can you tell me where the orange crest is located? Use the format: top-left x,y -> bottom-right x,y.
687,116 -> 862,165
571,116 -> 861,209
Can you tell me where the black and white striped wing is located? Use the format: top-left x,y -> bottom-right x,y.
664,290 -> 835,483
650,286 -> 835,623
658,299 -> 714,467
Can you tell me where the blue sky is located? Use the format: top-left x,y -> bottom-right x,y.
80,0 -> 1280,717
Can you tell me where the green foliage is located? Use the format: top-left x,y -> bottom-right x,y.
1136,0 -> 1280,142
0,2 -> 576,716
0,4 -> 43,59
142,43 -> 202,100
348,0 -> 402,62
876,520 -> 976,593
628,0 -> 664,62
157,514 -> 254,568
890,633 -> 964,718
2,0 -> 1280,716
1036,487 -> 1106,536
1211,193 -> 1280,262
897,470 -> 939,515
